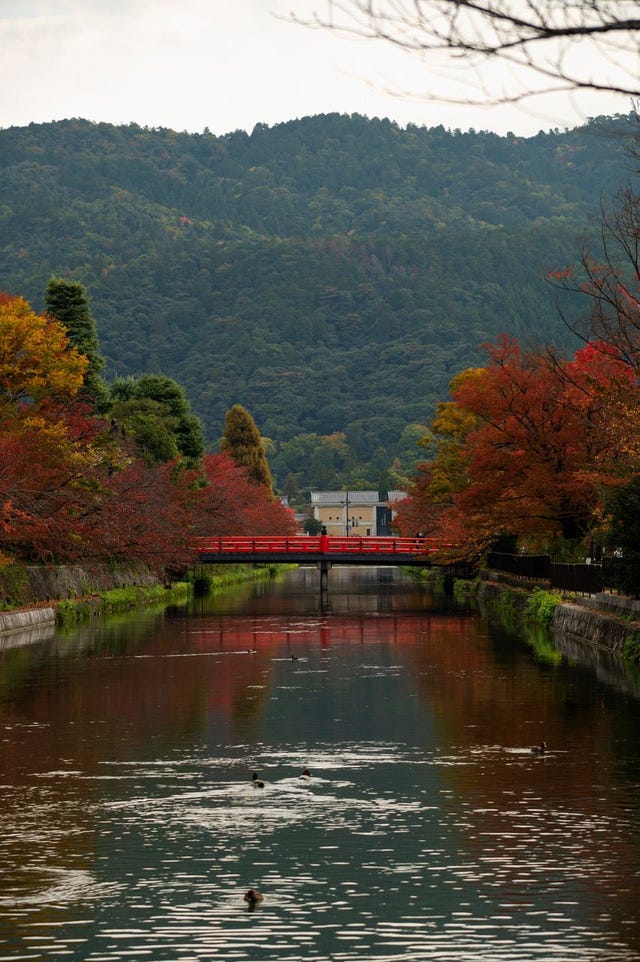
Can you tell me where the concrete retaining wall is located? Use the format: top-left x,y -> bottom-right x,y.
0,607 -> 56,634
0,608 -> 56,647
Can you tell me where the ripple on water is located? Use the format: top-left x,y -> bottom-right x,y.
2,741 -> 639,961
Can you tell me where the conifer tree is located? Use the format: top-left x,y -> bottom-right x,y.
110,373 -> 204,466
220,404 -> 273,491
45,276 -> 109,411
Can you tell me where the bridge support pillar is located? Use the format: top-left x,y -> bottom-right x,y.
317,560 -> 332,597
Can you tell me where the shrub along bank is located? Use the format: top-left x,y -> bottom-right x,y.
410,568 -> 640,665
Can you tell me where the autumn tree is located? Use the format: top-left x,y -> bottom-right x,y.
85,458 -> 200,571
397,334 -> 639,557
0,294 -> 115,561
45,277 -> 110,412
195,453 -> 296,535
0,291 -> 195,568
0,409 -> 114,562
0,293 -> 87,414
220,404 -> 273,491
453,338 -> 631,540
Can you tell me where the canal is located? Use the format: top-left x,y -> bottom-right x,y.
1,566 -> 640,961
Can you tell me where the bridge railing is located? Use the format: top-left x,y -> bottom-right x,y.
193,535 -> 441,557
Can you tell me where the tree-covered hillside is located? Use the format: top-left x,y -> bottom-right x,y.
0,112 -> 635,491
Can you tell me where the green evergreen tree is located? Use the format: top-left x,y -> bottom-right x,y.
110,373 -> 204,465
220,404 -> 273,490
45,276 -> 110,411
108,395 -> 180,465
303,516 -> 323,535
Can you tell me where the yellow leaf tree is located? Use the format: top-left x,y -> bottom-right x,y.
0,293 -> 87,414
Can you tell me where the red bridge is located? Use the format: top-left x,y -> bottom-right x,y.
194,535 -> 441,567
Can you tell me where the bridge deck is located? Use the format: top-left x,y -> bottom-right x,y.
193,535 -> 437,567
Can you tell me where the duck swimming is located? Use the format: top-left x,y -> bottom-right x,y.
531,741 -> 547,754
243,888 -> 263,906
252,771 -> 265,787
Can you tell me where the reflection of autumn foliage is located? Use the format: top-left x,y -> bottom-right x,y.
2,601 -> 638,951
396,333 -> 640,557
406,617 -> 640,939
0,293 -> 295,570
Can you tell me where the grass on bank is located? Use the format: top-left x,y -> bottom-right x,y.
54,564 -> 295,625
55,582 -> 191,624
0,562 -> 30,611
191,563 -> 294,596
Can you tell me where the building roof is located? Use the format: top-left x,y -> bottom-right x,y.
310,490 -> 405,505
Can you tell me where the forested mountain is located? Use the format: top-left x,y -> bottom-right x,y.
0,112 -> 636,492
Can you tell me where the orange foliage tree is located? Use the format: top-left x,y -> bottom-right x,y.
396,334 -> 639,557
0,294 -> 104,560
1,292 -> 295,572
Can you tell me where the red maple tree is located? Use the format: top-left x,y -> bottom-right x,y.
397,334 -> 639,557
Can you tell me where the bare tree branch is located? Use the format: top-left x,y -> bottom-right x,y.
292,1 -> 640,104
549,183 -> 640,371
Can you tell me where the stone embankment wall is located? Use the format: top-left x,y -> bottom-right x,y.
477,574 -> 640,660
551,601 -> 640,657
0,562 -> 159,636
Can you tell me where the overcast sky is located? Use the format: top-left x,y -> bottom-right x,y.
0,0 -> 634,138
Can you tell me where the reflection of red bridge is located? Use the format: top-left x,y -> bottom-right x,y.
194,535 -> 440,567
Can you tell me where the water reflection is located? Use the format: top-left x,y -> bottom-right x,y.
0,567 -> 639,961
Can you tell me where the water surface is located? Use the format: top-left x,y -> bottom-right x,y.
1,567 -> 639,960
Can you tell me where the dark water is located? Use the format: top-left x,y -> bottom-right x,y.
1,566 -> 640,961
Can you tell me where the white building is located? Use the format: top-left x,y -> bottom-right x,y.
310,490 -> 405,537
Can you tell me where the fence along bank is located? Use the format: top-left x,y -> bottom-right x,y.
486,552 -> 640,597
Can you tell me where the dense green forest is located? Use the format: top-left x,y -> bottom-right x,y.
0,112 -> 636,495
